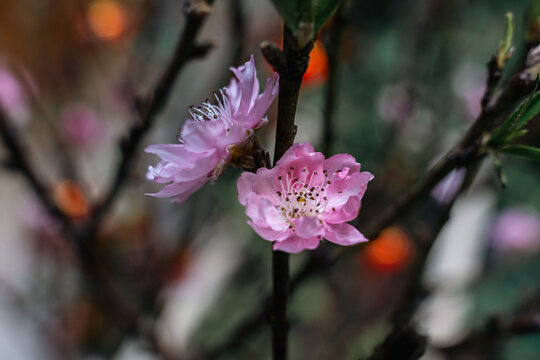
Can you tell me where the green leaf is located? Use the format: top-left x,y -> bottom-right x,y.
496,12 -> 514,69
271,0 -> 341,39
500,144 -> 540,162
312,0 -> 341,33
488,88 -> 540,146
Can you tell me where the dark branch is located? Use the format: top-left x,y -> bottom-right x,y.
0,107 -> 71,229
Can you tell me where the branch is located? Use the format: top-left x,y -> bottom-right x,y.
86,0 -> 214,238
263,24 -> 314,360
0,107 -> 71,229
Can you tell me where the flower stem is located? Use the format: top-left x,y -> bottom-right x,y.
267,25 -> 313,360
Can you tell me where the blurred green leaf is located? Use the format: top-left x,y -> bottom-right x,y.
496,12 -> 514,69
500,144 -> 540,161
488,89 -> 540,146
271,0 -> 341,39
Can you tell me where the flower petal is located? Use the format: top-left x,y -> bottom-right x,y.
145,177 -> 207,203
245,73 -> 279,129
294,216 -> 323,238
237,172 -> 256,206
245,193 -> 288,232
273,236 -> 320,253
324,153 -> 362,176
323,222 -> 368,246
325,171 -> 374,209
322,196 -> 361,224
229,55 -> 258,115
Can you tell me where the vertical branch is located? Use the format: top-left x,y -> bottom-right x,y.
263,24 -> 313,360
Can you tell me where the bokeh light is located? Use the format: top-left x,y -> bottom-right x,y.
302,41 -> 329,85
54,180 -> 89,218
364,227 -> 413,271
87,0 -> 127,41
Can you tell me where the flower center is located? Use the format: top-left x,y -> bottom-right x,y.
178,89 -> 234,142
274,167 -> 333,227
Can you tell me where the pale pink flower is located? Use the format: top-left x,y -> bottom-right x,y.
146,55 -> 279,202
237,143 -> 374,253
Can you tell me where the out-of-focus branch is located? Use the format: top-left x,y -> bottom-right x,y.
0,106 -> 71,229
86,0 -> 214,239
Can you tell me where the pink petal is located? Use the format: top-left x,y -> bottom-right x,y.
245,73 -> 279,129
325,171 -> 374,209
145,177 -> 206,202
294,216 -> 323,238
181,120 -> 227,153
324,153 -> 362,176
145,143 -> 203,163
273,236 -> 320,253
245,193 -> 287,231
248,220 -> 290,241
322,196 -> 361,224
275,143 -> 315,168
237,172 -> 256,206
146,146 -> 219,182
229,55 -> 258,115
323,222 -> 368,246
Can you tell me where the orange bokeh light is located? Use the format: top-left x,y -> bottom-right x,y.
54,180 -> 89,218
303,41 -> 329,85
364,227 -> 413,271
87,0 -> 126,41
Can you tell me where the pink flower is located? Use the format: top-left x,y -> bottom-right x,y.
146,55 -> 279,203
237,143 -> 374,253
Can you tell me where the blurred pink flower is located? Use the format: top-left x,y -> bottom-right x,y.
237,143 -> 373,253
0,66 -> 28,123
146,55 -> 279,203
60,103 -> 104,147
491,208 -> 540,253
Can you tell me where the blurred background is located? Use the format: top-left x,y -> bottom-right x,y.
1,0 -> 540,359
